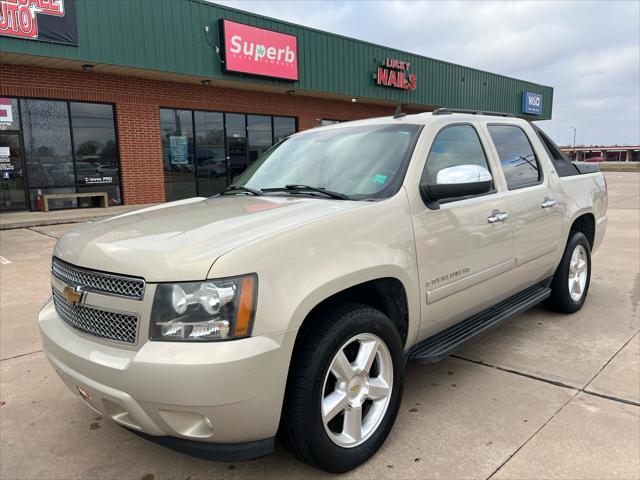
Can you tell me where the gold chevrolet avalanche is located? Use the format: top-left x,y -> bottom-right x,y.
39,110 -> 607,472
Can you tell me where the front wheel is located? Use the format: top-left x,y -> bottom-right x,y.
544,231 -> 592,313
281,304 -> 404,473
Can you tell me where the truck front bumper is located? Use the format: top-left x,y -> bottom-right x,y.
38,300 -> 297,458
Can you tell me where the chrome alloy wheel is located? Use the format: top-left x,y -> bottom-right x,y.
568,244 -> 588,301
321,333 -> 393,448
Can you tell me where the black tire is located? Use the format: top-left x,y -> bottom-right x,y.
544,232 -> 592,313
281,303 -> 405,473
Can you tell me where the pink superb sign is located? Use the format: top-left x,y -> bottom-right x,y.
222,20 -> 298,81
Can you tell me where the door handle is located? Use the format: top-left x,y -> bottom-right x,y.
487,210 -> 509,223
541,197 -> 557,209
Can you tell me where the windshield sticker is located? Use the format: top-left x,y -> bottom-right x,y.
372,174 -> 388,185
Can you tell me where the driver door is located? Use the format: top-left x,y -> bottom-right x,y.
411,123 -> 514,340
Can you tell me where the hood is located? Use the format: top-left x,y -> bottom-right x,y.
54,195 -> 365,282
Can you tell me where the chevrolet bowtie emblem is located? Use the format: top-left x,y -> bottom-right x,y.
62,285 -> 85,305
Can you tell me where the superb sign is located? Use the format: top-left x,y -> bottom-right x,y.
221,20 -> 298,81
0,0 -> 78,45
522,91 -> 543,115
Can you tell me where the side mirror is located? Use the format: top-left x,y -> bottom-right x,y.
420,164 -> 493,205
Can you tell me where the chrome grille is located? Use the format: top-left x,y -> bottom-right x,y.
52,288 -> 139,344
52,257 -> 145,300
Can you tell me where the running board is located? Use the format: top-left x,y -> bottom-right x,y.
408,282 -> 551,363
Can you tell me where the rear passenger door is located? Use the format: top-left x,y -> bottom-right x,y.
485,124 -> 562,289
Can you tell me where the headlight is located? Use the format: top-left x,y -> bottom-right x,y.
150,274 -> 257,341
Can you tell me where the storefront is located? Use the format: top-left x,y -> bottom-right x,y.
0,0 -> 553,212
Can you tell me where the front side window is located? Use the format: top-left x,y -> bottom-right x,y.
488,125 -> 540,189
235,124 -> 421,199
422,124 -> 490,184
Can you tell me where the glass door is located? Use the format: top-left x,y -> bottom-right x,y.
0,132 -> 28,211
225,113 -> 248,184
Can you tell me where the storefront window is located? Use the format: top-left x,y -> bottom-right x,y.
195,111 -> 225,197
70,102 -> 119,187
274,116 -> 296,142
161,108 -> 296,201
21,99 -> 74,188
248,115 -> 272,164
11,99 -> 122,211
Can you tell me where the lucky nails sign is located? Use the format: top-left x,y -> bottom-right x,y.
375,58 -> 417,92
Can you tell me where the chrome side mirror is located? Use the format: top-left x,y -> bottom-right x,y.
436,164 -> 492,185
420,164 -> 493,206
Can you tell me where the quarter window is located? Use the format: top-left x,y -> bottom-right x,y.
423,124 -> 490,184
488,125 -> 540,189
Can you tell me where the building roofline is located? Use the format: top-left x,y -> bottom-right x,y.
204,1 -> 553,90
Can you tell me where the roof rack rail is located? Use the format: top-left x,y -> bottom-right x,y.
432,107 -> 515,118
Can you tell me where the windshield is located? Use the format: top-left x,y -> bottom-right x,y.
233,123 -> 422,200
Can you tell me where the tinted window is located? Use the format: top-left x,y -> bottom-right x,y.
423,124 -> 490,184
70,103 -> 118,186
488,125 -> 540,189
161,109 -> 195,200
247,115 -> 272,164
21,99 -> 74,187
195,111 -> 226,197
273,116 -> 296,142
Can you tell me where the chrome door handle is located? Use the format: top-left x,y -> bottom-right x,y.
488,210 -> 509,223
541,197 -> 557,209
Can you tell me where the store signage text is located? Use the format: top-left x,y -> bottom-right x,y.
521,91 -> 542,115
375,58 -> 417,92
0,0 -> 77,45
84,176 -> 113,185
221,19 -> 298,81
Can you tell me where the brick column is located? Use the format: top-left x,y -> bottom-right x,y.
115,104 -> 165,204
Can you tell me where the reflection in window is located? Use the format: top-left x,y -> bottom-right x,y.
274,116 -> 296,143
226,113 -> 247,179
21,99 -> 74,187
161,109 -> 195,199
195,111 -> 226,197
70,102 -> 119,186
488,125 -> 540,189
423,125 -> 489,183
248,115 -> 272,164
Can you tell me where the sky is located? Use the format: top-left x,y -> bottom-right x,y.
216,0 -> 640,147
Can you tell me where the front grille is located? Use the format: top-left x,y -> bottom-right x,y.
52,288 -> 139,344
52,257 -> 145,300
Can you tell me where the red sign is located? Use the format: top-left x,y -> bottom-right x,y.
375,58 -> 417,92
0,0 -> 77,45
221,20 -> 298,81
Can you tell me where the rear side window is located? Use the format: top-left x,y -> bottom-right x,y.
488,125 -> 541,189
423,124 -> 490,184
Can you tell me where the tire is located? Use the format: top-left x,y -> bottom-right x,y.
281,303 -> 405,473
544,232 -> 592,313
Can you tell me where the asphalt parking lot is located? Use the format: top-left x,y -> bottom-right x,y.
1,173 -> 638,480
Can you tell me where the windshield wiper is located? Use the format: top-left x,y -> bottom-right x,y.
220,185 -> 263,196
262,184 -> 349,200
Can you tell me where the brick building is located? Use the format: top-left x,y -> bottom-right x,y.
0,0 -> 553,212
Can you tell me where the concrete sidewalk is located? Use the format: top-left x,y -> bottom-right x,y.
0,204 -> 154,230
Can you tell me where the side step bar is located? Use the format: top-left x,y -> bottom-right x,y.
408,281 -> 552,363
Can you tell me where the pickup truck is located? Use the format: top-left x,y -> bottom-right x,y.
39,110 -> 607,473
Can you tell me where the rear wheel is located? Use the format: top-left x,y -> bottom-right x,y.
282,304 -> 404,473
544,232 -> 591,313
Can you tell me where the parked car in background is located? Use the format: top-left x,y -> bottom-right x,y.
39,110 -> 607,473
